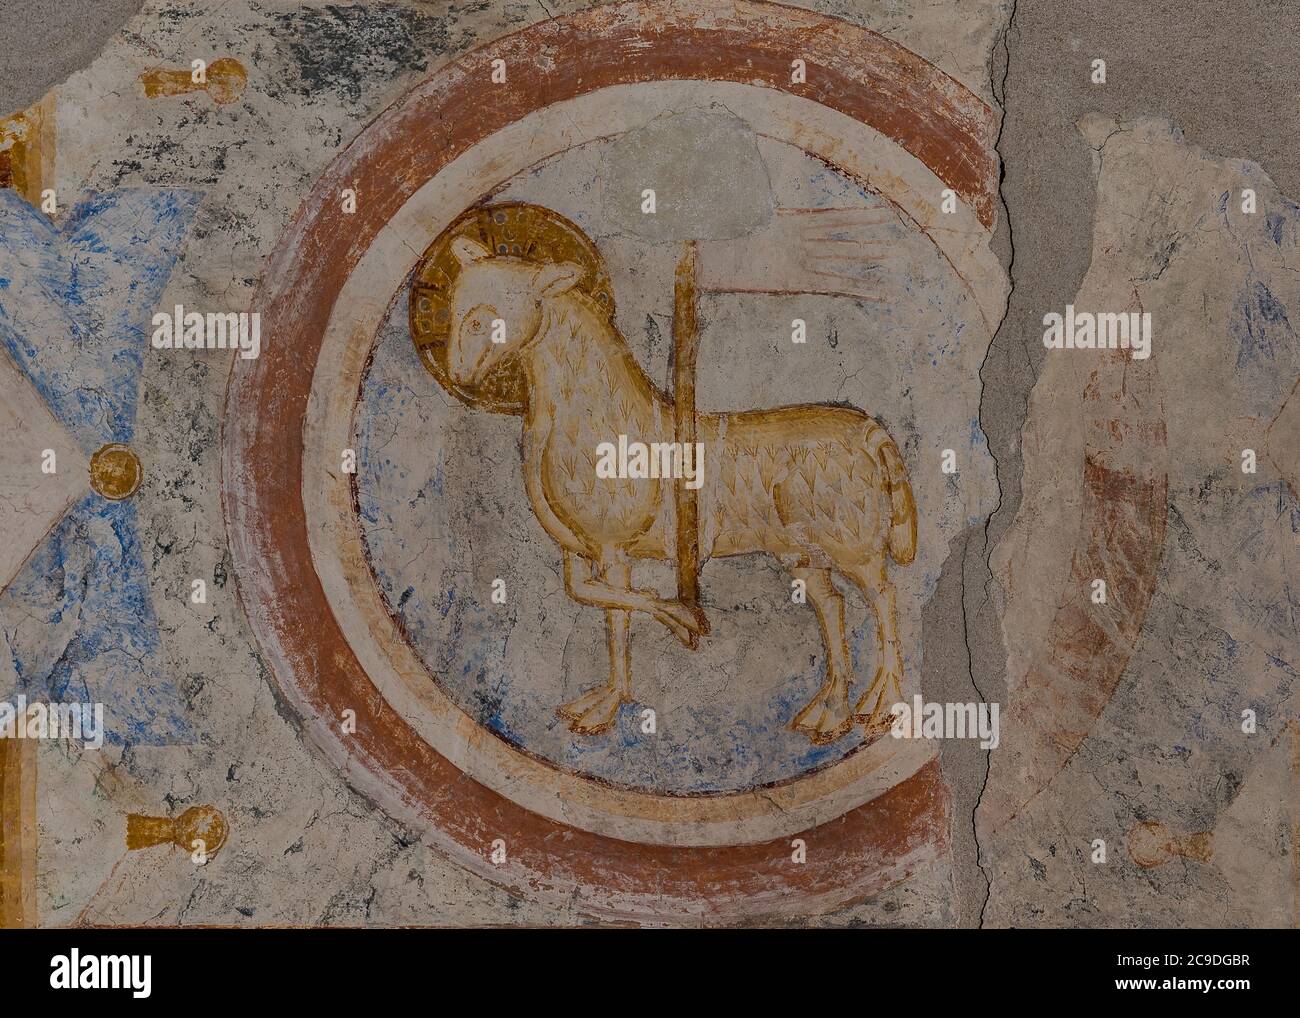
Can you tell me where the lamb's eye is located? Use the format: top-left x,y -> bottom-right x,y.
464,305 -> 496,335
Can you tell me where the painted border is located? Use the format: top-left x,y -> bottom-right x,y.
0,740 -> 37,928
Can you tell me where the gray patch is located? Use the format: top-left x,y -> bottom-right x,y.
601,107 -> 775,243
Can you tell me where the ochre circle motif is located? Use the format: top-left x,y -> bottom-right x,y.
89,443 -> 143,500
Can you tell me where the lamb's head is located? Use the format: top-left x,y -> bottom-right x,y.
446,236 -> 583,386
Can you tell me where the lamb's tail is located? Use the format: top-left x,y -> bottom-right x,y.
864,423 -> 916,566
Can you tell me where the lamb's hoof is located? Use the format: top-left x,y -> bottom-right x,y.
557,685 -> 625,735
660,599 -> 709,643
853,666 -> 903,734
675,602 -> 711,650
791,686 -> 853,745
665,598 -> 707,637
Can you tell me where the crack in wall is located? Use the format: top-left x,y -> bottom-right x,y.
968,0 -> 1020,930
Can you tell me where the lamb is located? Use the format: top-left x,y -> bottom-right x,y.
444,234 -> 916,744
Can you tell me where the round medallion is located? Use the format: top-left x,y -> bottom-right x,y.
89,443 -> 142,499
224,0 -> 1017,921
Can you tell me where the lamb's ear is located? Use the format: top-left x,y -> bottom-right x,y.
535,261 -> 583,299
451,236 -> 492,267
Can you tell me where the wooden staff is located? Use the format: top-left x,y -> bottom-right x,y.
673,241 -> 702,648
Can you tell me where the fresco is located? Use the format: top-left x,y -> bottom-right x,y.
0,0 -> 1294,933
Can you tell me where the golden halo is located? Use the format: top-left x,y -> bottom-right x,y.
408,202 -> 615,414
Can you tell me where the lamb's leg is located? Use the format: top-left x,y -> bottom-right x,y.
558,563 -> 632,734
787,564 -> 855,744
843,558 -> 904,733
562,551 -> 705,646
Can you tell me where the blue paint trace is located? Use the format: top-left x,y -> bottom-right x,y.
0,188 -> 201,745
3,496 -> 190,744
